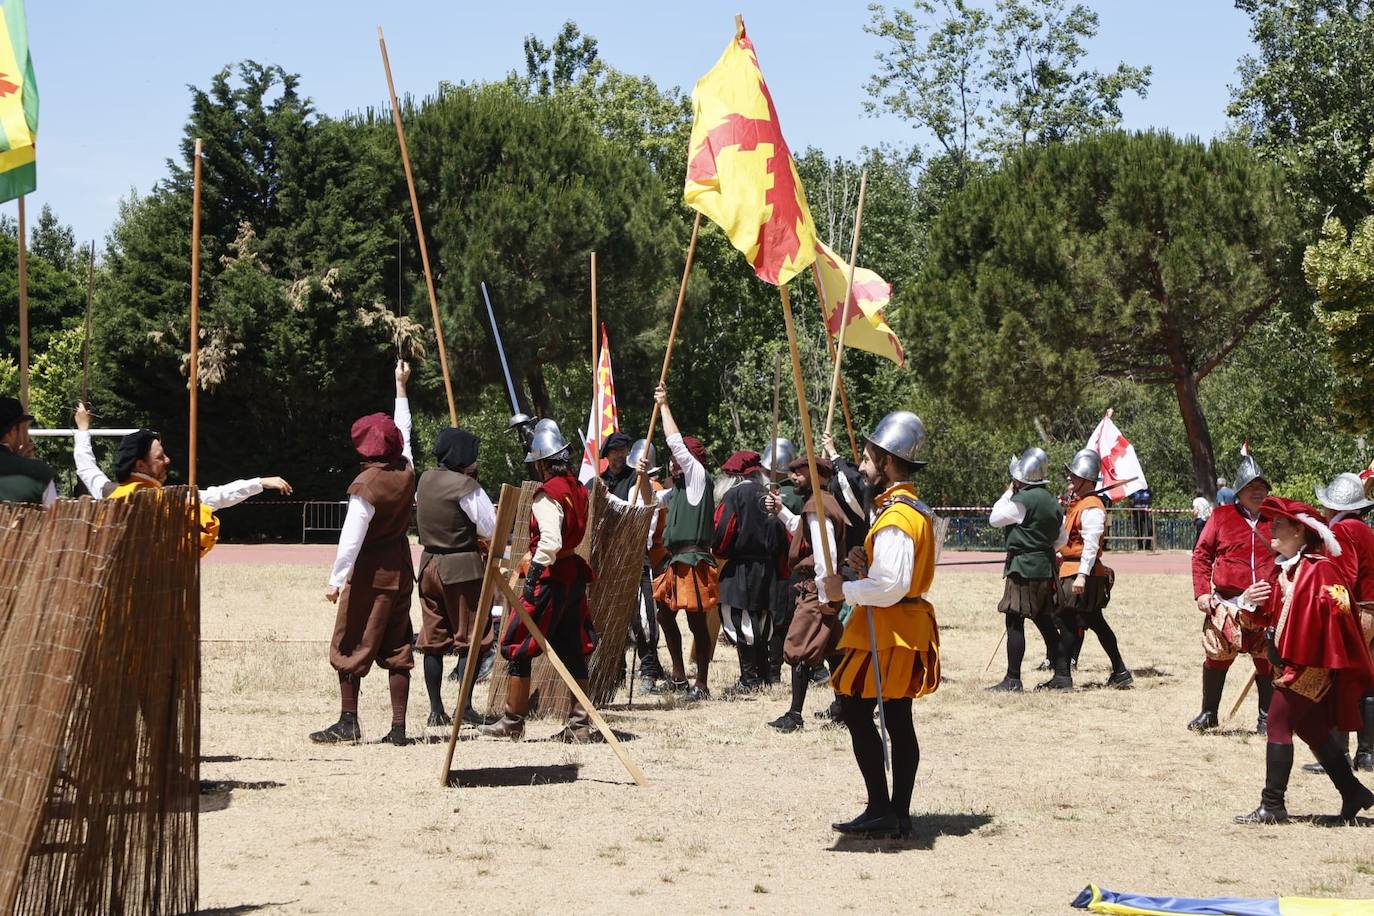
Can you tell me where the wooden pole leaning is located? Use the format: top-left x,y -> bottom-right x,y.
83,240 -> 95,404
635,211 -> 702,503
378,26 -> 457,426
777,283 -> 835,596
1225,671 -> 1258,724
590,251 -> 598,372
810,263 -> 861,464
767,349 -> 782,477
440,484 -> 522,786
188,138 -> 203,490
492,574 -> 647,787
822,170 -> 869,439
16,195 -> 27,408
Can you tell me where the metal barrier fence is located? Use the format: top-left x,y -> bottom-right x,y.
939,507 -> 1199,552
300,500 -> 349,543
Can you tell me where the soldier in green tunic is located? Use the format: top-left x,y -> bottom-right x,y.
0,398 -> 55,506
987,448 -> 1066,692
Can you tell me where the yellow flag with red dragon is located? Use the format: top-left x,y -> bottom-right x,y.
684,20 -> 816,286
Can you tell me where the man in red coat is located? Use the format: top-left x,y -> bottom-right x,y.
1189,447 -> 1277,733
1234,497 -> 1374,825
480,421 -> 598,742
1314,472 -> 1374,772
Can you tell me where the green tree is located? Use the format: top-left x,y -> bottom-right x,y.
905,131 -> 1299,497
1302,151 -> 1374,427
1230,0 -> 1374,226
865,0 -> 1150,185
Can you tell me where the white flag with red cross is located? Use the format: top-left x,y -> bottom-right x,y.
1088,409 -> 1147,500
578,325 -> 620,483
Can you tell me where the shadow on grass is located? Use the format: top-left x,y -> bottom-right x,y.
199,779 -> 286,813
194,904 -> 297,915
1289,813 -> 1374,828
829,812 -> 994,853
446,763 -> 581,788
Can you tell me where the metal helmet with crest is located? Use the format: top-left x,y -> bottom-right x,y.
525,420 -> 570,463
1314,472 -> 1374,513
1234,445 -> 1268,493
761,437 -> 797,473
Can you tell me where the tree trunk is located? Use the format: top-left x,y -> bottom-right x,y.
527,363 -> 554,420
1171,372 -> 1218,500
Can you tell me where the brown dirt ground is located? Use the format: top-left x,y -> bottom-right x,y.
197,560 -> 1374,915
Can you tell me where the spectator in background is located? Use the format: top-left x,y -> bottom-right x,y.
1132,487 -> 1153,550
1191,489 -> 1213,544
1216,476 -> 1236,506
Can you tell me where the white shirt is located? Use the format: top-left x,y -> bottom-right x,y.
665,433 -> 706,506
74,428 -> 265,508
842,525 -> 914,608
778,503 -> 840,602
530,492 -> 564,566
328,397 -> 413,588
1055,505 -> 1106,574
461,485 -> 497,540
989,487 -> 1026,528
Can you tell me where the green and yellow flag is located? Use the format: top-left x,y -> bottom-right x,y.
0,0 -> 36,203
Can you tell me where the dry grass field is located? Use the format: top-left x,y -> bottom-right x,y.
197,560 -> 1374,915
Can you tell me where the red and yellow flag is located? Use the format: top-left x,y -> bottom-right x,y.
684,20 -> 816,286
578,324 -> 620,483
813,240 -> 905,366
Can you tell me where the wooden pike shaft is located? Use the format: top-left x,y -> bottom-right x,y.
378,27 -> 457,425
768,349 -> 782,477
778,284 -> 835,593
823,170 -> 869,438
189,139 -> 203,490
1225,671 -> 1257,723
16,196 -> 27,408
637,212 -> 701,501
810,263 -> 861,464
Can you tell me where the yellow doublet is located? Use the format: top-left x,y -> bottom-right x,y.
110,478 -> 220,556
832,483 -> 940,700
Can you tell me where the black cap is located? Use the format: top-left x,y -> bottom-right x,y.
602,431 -> 633,454
114,429 -> 161,482
0,397 -> 34,436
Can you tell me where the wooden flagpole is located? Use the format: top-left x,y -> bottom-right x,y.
635,211 -> 702,502
767,349 -> 782,481
83,240 -> 95,404
588,254 -> 599,472
378,26 -> 457,426
810,263 -> 861,464
778,283 -> 834,592
188,139 -> 203,490
822,169 -> 868,438
16,196 -> 28,408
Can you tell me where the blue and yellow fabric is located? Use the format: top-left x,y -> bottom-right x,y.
1073,884 -> 1374,916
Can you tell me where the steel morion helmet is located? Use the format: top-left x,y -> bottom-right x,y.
1314,472 -> 1374,513
863,411 -> 927,467
1011,447 -> 1049,486
1066,448 -> 1101,483
628,439 -> 659,475
761,437 -> 797,473
525,420 -> 570,463
1234,447 -> 1268,494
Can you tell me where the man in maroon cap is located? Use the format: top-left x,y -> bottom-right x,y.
311,360 -> 417,746
713,448 -> 779,693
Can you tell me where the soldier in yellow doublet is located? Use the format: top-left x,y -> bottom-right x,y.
821,411 -> 939,840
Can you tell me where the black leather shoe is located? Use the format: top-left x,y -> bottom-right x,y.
897,815 -> 912,838
461,706 -> 494,726
381,724 -> 408,746
1234,803 -> 1287,824
832,811 -> 900,837
1035,675 -> 1072,691
650,678 -> 690,695
426,710 -> 452,728
309,714 -> 361,744
767,711 -> 803,732
987,677 -> 1023,693
686,685 -> 710,702
1107,670 -> 1134,690
1303,761 -> 1328,774
1255,711 -> 1268,736
1187,710 -> 1219,732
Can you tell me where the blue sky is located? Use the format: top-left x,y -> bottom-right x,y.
27,0 -> 1255,247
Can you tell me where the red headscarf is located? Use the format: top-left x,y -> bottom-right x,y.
680,435 -> 707,467
351,413 -> 403,463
